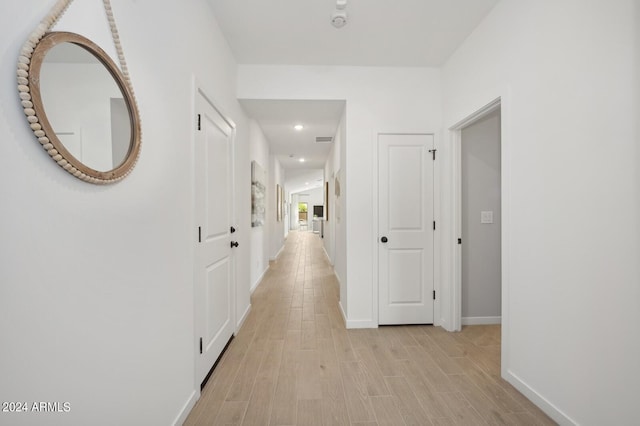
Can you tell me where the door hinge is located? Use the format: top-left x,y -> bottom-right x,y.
433,221 -> 436,230
199,337 -> 203,354
433,290 -> 436,300
429,149 -> 437,160
458,238 -> 462,244
197,114 -> 201,131
198,226 -> 201,243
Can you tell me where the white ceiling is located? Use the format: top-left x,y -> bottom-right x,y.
239,99 -> 344,171
209,0 -> 499,67
240,99 -> 344,194
285,169 -> 325,196
225,1 -> 499,194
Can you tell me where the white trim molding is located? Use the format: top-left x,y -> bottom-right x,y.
172,390 -> 198,426
269,245 -> 285,262
462,316 -> 501,325
250,267 -> 269,294
236,304 -> 252,332
505,370 -> 578,425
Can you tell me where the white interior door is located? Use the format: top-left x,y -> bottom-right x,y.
195,90 -> 235,385
378,134 -> 435,325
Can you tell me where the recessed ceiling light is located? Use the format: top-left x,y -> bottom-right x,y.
305,182 -> 309,185
294,124 -> 304,131
299,158 -> 305,162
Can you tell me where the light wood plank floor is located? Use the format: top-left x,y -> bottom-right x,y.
185,231 -> 556,426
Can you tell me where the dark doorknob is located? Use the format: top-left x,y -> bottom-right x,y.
230,241 -> 239,248
380,236 -> 388,243
230,226 -> 236,233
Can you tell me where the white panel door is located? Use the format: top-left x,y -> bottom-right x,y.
379,134 -> 435,325
195,91 -> 235,385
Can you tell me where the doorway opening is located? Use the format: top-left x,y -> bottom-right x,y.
450,98 -> 502,331
298,202 -> 308,230
461,109 -> 501,325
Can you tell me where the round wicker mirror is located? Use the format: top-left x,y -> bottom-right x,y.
22,31 -> 140,184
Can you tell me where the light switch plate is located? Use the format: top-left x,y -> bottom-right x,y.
481,211 -> 494,224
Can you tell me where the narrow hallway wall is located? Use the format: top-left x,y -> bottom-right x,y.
0,1 -> 251,424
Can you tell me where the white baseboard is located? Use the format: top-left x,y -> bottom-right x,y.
462,316 -> 502,325
505,369 -> 577,425
334,272 -> 375,329
269,245 -> 284,261
250,267 -> 268,294
236,304 -> 251,332
322,245 -> 333,265
439,317 -> 458,332
338,301 -> 377,329
172,390 -> 198,426
338,301 -> 347,324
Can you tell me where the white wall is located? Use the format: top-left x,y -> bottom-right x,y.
441,1 -> 640,424
289,193 -> 299,230
322,120 -> 338,264
296,186 -> 324,212
0,1 -> 251,425
461,109 -> 501,321
248,119 -> 270,290
323,154 -> 335,262
269,155 -> 285,260
238,66 -> 442,327
315,108 -> 349,312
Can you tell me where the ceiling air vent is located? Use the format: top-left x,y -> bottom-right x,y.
315,136 -> 333,143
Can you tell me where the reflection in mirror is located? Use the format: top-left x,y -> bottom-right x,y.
39,42 -> 131,171
22,31 -> 140,183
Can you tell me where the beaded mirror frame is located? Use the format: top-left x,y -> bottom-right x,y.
17,0 -> 141,184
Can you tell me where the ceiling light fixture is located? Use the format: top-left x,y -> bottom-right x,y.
294,124 -> 304,131
299,158 -> 305,163
331,0 -> 348,28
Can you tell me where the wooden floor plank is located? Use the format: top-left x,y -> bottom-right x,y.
353,347 -> 391,396
384,376 -> 434,426
340,361 -> 376,423
214,401 -> 247,425
436,391 -> 487,425
296,399 -> 324,426
369,395 -> 406,426
321,378 -> 350,426
296,349 -> 323,400
241,377 -> 276,425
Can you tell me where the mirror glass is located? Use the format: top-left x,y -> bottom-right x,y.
39,42 -> 132,172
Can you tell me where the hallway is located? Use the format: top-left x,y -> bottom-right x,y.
185,231 -> 555,425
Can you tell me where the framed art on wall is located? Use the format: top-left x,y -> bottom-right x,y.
251,161 -> 265,227
276,183 -> 282,221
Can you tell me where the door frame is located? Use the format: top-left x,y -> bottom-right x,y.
372,131 -> 440,327
448,98 -> 501,332
191,77 -> 237,389
446,93 -> 511,382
